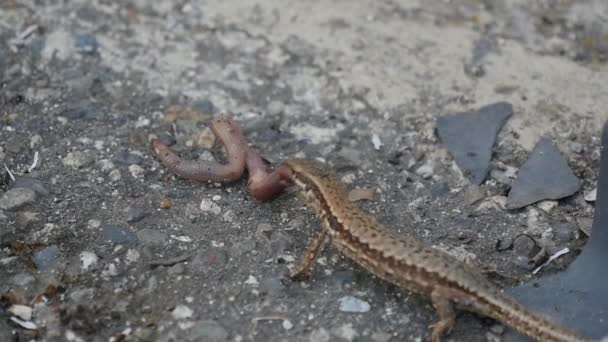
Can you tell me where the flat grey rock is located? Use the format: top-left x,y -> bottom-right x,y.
506,137 -> 580,209
437,102 -> 513,184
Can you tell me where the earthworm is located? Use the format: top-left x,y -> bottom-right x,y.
151,116 -> 247,183
151,114 -> 292,201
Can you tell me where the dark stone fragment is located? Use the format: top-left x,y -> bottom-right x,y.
506,138 -> 580,209
437,102 -> 513,184
506,122 -> 608,340
100,224 -> 138,245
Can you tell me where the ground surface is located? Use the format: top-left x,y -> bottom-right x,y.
0,1 -> 607,341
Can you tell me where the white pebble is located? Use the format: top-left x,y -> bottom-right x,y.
371,134 -> 383,150
126,249 -> 140,264
8,304 -> 33,320
223,209 -> 235,223
584,188 -> 597,202
109,169 -> 122,181
135,116 -> 151,128
244,275 -> 259,285
171,305 -> 193,319
200,199 -> 221,215
79,251 -> 98,271
98,159 -> 115,172
338,296 -> 371,313
87,219 -> 101,229
282,320 -> 294,330
536,200 -> 558,212
128,164 -> 145,178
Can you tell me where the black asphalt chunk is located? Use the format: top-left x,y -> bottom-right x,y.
506,137 -> 580,209
506,122 -> 608,341
437,102 -> 513,184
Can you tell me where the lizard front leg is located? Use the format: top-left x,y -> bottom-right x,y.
289,229 -> 330,281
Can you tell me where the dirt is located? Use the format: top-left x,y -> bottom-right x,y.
0,1 -> 606,341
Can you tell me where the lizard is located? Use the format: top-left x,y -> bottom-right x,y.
151,114 -> 589,341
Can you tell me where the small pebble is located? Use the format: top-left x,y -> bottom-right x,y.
172,305 -> 194,319
576,217 -> 593,236
62,151 -> 94,169
160,199 -> 172,209
108,169 -> 121,181
124,249 -> 139,265
79,251 -> 98,271
200,199 -> 221,215
569,142 -> 583,154
267,100 -> 284,116
87,219 -> 101,229
584,188 -> 597,202
0,188 -> 36,211
197,127 -> 216,148
255,223 -> 273,239
129,164 -> 145,178
371,331 -> 392,342
371,134 -> 383,150
348,188 -> 374,202
8,304 -> 33,320
338,296 -> 371,313
415,162 -> 434,179
537,200 -> 558,212
244,275 -> 259,285
135,116 -> 150,128
222,209 -> 235,223
10,317 -> 37,330
97,159 -> 115,172
282,320 -> 294,330
30,134 -> 42,149
126,206 -> 148,223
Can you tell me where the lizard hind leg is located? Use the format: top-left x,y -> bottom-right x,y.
429,289 -> 456,342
